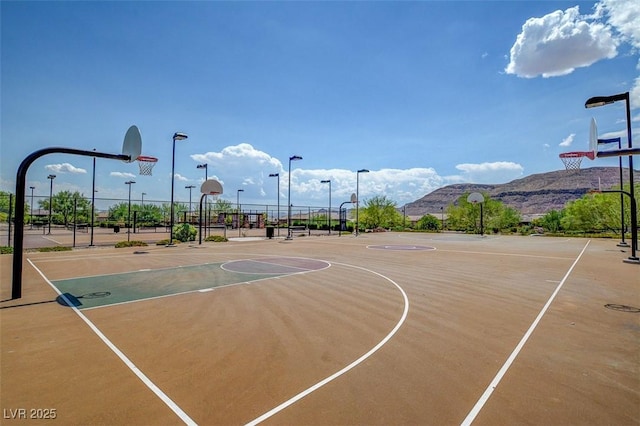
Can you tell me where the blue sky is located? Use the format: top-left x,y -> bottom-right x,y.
2,1 -> 638,210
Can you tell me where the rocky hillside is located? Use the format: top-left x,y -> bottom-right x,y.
404,167 -> 637,216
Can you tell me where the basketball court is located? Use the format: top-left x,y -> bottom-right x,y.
2,232 -> 638,425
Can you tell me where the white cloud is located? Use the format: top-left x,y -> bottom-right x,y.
598,0 -> 640,108
190,143 -> 448,205
110,171 -> 136,178
598,0 -> 640,50
192,143 -> 281,171
190,145 -> 527,205
506,6 -> 619,78
295,167 -> 445,204
173,173 -> 189,182
454,161 -> 524,183
560,133 -> 575,147
45,163 -> 87,174
631,76 -> 640,110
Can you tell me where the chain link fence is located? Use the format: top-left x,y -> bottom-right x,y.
1,192 -> 345,248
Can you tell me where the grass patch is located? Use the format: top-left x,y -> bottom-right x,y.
115,240 -> 149,248
1,246 -> 13,254
37,246 -> 72,252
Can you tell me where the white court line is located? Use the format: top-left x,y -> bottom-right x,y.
245,262 -> 410,426
81,265 -> 320,311
42,235 -> 62,244
221,258 -> 330,274
460,240 -> 591,426
27,259 -> 197,426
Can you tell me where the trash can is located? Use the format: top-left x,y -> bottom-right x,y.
266,226 -> 274,239
113,225 -> 120,233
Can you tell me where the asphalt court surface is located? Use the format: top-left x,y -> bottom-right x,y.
1,232 -> 638,425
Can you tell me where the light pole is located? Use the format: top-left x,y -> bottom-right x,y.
356,169 -> 369,236
269,173 -> 280,236
125,181 -> 135,241
140,192 -> 146,228
321,179 -> 331,235
287,155 -> 303,239
29,186 -> 35,230
598,137 -> 627,247
169,132 -> 188,246
186,185 -> 195,218
47,174 -> 56,234
237,189 -> 244,237
197,163 -> 208,236
585,92 -> 638,263
197,163 -> 208,180
403,205 -> 406,229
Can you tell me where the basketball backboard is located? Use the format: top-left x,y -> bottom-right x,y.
201,179 -> 223,195
122,125 -> 142,163
467,192 -> 484,204
589,118 -> 598,158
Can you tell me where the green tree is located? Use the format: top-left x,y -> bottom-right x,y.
0,191 -> 30,222
537,210 -> 564,232
487,205 -> 521,232
445,193 -> 521,234
415,214 -> 441,231
358,195 -> 403,229
560,184 -> 638,233
157,202 -> 189,225
135,203 -> 164,226
108,202 -> 130,224
38,191 -> 91,226
211,199 -> 233,214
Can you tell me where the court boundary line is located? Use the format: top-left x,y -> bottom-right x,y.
460,240 -> 591,426
27,258 -> 197,426
50,261 -> 221,283
79,272 -> 296,311
245,261 -> 409,426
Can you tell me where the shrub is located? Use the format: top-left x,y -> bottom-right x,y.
115,241 -> 148,248
156,239 -> 180,246
0,246 -> 13,255
204,235 -> 228,242
174,223 -> 197,242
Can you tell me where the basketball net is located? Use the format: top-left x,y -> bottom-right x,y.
137,156 -> 158,176
559,151 -> 594,173
559,155 -> 584,172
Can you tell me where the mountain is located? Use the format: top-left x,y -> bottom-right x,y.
404,167 -> 637,216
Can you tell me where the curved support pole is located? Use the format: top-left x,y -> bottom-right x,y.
199,193 -> 207,245
12,147 -> 130,299
338,201 -> 352,237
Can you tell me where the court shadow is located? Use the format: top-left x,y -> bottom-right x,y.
0,299 -> 57,309
0,291 -> 110,309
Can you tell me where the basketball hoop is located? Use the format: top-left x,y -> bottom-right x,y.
559,151 -> 595,172
137,156 -> 158,176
